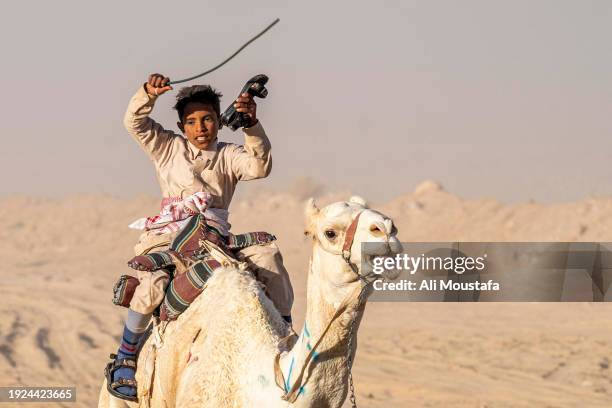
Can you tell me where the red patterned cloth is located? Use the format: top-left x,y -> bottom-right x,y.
128,192 -> 230,236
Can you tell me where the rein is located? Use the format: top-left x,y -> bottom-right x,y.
273,211 -> 377,406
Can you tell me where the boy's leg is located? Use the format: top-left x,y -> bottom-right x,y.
109,269 -> 170,399
109,309 -> 150,398
108,230 -> 178,400
237,242 -> 294,322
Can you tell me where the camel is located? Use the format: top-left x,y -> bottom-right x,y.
98,196 -> 402,408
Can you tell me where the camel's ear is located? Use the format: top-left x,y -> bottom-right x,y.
305,198 -> 320,218
304,198 -> 320,237
349,195 -> 368,208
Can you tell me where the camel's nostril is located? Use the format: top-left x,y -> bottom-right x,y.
369,224 -> 386,237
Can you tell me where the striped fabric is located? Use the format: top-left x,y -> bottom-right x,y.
118,325 -> 141,358
159,257 -> 222,321
127,250 -> 178,272
170,214 -> 228,260
170,214 -> 277,255
228,231 -> 277,250
118,214 -> 278,321
112,275 -> 140,308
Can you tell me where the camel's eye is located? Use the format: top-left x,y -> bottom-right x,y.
324,230 -> 337,240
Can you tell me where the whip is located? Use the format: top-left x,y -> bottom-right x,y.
168,18 -> 280,85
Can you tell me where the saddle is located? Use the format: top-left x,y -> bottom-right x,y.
112,214 -> 276,321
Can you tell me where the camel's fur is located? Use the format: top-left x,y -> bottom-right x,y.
98,197 -> 401,408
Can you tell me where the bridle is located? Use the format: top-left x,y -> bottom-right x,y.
274,210 -> 380,406
312,211 -> 379,281
341,212 -> 366,277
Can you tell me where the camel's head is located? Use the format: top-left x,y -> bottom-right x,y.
304,196 -> 402,289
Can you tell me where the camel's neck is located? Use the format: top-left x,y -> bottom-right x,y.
279,249 -> 366,405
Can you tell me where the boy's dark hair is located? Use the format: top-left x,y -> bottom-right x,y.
173,85 -> 223,123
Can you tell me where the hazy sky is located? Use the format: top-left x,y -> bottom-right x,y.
0,0 -> 610,203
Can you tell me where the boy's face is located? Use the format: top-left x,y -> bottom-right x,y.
178,102 -> 219,150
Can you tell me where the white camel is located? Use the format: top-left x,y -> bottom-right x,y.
98,196 -> 402,408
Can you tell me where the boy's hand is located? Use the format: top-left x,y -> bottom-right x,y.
145,73 -> 173,97
234,93 -> 258,127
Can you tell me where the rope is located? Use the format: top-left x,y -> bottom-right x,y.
273,209 -> 380,406
345,278 -> 374,408
273,284 -> 363,403
168,18 -> 280,85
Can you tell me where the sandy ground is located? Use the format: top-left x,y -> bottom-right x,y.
1,181 -> 612,407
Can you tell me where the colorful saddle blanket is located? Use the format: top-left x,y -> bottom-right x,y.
112,214 -> 276,321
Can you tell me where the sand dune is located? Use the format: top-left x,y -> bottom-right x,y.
1,182 -> 612,407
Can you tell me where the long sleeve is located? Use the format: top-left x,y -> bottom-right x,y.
123,85 -> 175,166
229,121 -> 273,181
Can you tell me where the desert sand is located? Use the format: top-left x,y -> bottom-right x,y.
1,181 -> 611,407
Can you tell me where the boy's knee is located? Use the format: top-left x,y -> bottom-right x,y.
129,270 -> 170,315
238,243 -> 294,315
240,242 -> 284,273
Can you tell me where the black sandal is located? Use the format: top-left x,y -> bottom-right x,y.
104,353 -> 138,402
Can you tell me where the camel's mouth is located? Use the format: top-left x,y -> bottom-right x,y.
361,240 -> 403,281
368,254 -> 401,280
364,254 -> 380,269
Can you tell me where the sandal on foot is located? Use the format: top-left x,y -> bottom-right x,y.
104,353 -> 138,402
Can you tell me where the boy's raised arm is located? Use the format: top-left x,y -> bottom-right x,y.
230,121 -> 273,181
123,74 -> 175,164
228,93 -> 272,180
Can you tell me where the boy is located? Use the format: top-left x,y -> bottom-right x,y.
107,73 -> 294,401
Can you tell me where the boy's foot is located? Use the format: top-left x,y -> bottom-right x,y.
106,309 -> 151,401
105,353 -> 138,402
